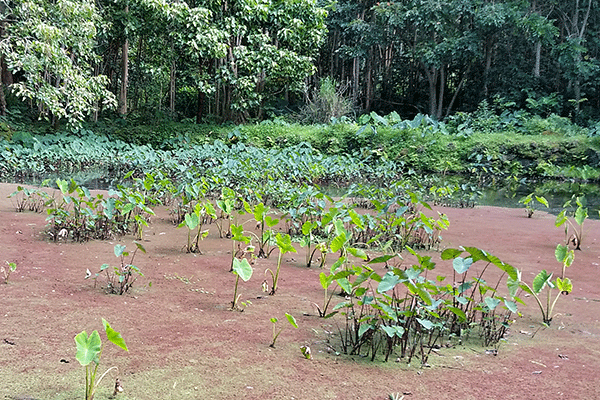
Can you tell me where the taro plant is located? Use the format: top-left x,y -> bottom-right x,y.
215,187 -> 237,238
178,200 -> 217,253
8,182 -> 52,213
269,313 -> 298,348
518,193 -> 549,218
555,196 -> 588,250
231,257 -> 253,310
1,261 -> 16,284
88,242 -> 146,295
244,201 -> 279,258
265,233 -> 296,295
518,244 -> 574,325
229,223 -> 252,272
74,318 -> 128,400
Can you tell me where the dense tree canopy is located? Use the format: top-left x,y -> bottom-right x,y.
1,0 -> 599,125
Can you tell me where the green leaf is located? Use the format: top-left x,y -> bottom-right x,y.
285,313 -> 298,328
337,277 -> 351,294
276,233 -> 296,254
265,215 -> 279,228
270,317 -> 278,324
348,209 -> 365,231
575,206 -> 587,226
532,270 -> 552,294
74,330 -> 101,366
452,257 -> 473,274
416,318 -> 434,330
133,241 -> 146,254
381,325 -> 404,338
377,271 -> 401,293
114,244 -> 126,258
556,277 -> 573,294
232,258 -> 253,282
555,244 -> 568,263
483,297 -> 501,311
358,324 -> 372,338
301,220 -> 314,236
330,233 -> 347,253
447,306 -> 467,322
367,254 -> 396,264
504,300 -> 518,313
441,248 -> 463,260
319,272 -> 331,290
535,196 -> 549,208
102,319 -> 128,351
185,213 -> 199,230
347,247 -> 367,260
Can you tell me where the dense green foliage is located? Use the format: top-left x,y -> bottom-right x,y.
2,0 -> 600,126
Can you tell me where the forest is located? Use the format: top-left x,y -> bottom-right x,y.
0,0 -> 599,128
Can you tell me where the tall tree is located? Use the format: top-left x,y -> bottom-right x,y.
0,0 -> 116,126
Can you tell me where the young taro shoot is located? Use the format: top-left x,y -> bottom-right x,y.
1,261 -> 16,284
270,313 -> 298,348
74,318 -> 128,400
265,233 -> 296,295
231,257 -> 253,310
555,196 -> 588,250
519,244 -> 574,325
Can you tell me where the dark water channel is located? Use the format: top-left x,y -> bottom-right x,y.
7,171 -> 599,220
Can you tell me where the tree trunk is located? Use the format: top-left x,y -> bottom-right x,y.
119,5 -> 129,116
169,58 -> 176,113
534,41 -> 541,78
119,37 -> 129,116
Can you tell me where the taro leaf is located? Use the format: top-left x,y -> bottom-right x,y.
447,306 -> 467,322
441,248 -> 463,260
133,241 -> 146,254
330,233 -> 347,253
535,196 -> 549,208
347,247 -> 367,260
507,275 -> 520,298
276,233 -> 296,254
358,324 -> 371,338
319,272 -> 330,289
462,247 -> 489,263
484,297 -> 501,311
232,258 -> 253,282
75,330 -> 101,366
102,319 -> 128,351
458,281 -> 472,294
556,277 -> 573,294
381,325 -> 405,338
114,244 -> 126,258
184,213 -> 199,230
416,318 -> 434,330
504,300 -> 518,313
348,209 -> 365,231
405,266 -> 421,281
367,254 -> 396,264
301,220 -> 314,236
555,244 -> 568,263
555,210 -> 568,227
377,271 -> 401,293
453,257 -> 473,274
337,277 -> 351,294
454,295 -> 469,305
204,202 -> 217,219
575,206 -> 587,226
332,301 -> 352,311
265,215 -> 279,228
532,270 -> 553,294
270,317 -> 278,324
285,313 -> 298,329
330,256 -> 345,273
231,224 -> 249,243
